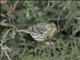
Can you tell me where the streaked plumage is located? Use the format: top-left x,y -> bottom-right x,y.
18,23 -> 57,45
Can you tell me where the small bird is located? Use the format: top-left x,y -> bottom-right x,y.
17,23 -> 57,45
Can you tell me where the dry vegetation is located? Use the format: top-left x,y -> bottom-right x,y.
0,0 -> 80,60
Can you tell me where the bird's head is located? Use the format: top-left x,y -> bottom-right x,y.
46,23 -> 57,38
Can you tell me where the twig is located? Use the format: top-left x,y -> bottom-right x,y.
0,0 -> 7,4
0,44 -> 11,60
74,56 -> 80,60
69,26 -> 80,38
1,29 -> 11,45
0,28 -> 12,60
6,0 -> 19,16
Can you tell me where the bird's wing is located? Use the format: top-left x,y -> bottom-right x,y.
27,25 -> 47,34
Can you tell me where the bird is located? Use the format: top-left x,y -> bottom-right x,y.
17,23 -> 57,45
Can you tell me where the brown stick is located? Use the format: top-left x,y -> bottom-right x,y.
6,0 -> 19,16
0,0 -> 7,4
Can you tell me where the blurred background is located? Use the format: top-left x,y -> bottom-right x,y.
0,0 -> 80,60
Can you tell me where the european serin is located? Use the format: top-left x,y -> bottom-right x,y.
17,23 -> 57,45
